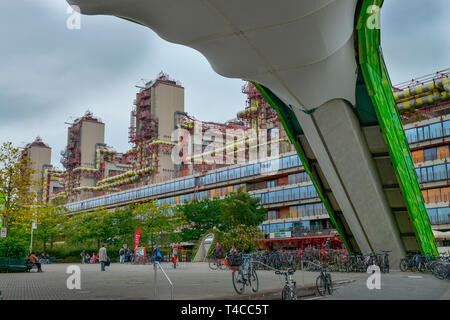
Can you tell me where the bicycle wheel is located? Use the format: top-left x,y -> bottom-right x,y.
281,285 -> 297,300
316,275 -> 326,296
232,270 -> 245,295
399,259 -> 409,272
208,258 -> 218,270
326,273 -> 333,295
220,259 -> 228,270
250,269 -> 259,293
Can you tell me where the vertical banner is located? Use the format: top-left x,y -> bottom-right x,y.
134,228 -> 141,249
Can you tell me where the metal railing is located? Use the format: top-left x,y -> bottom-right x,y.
154,261 -> 174,300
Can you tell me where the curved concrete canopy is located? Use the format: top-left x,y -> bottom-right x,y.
67,0 -> 358,111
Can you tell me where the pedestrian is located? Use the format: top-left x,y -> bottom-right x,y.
153,245 -> 162,268
119,247 -> 125,264
126,248 -> 133,264
80,250 -> 86,264
214,242 -> 223,259
99,244 -> 108,272
172,244 -> 179,269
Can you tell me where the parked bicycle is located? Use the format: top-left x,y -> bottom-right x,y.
308,261 -> 332,296
230,254 -> 259,295
275,268 -> 297,300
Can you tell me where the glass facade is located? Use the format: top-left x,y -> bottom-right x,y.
66,154 -> 303,212
415,163 -> 450,183
427,207 -> 450,225
251,185 -> 318,205
405,120 -> 450,144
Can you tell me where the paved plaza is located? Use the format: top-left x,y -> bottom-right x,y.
0,262 -> 448,300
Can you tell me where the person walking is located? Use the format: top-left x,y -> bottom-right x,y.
80,250 -> 86,264
99,244 -> 108,272
119,247 -> 125,264
153,245 -> 162,269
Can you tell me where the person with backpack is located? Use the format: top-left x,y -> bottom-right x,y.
119,247 -> 125,264
153,245 -> 162,268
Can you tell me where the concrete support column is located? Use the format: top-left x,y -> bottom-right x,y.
294,99 -> 405,266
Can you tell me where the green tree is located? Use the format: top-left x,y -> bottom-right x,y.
34,205 -> 68,251
0,142 -> 36,231
213,225 -> 263,254
176,198 -> 222,241
221,187 -> 266,231
110,205 -> 139,247
64,207 -> 115,249
133,201 -> 185,251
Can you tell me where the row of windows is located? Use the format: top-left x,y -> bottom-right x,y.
251,185 -> 319,205
288,172 -> 311,185
259,220 -> 325,235
199,155 -> 302,186
157,184 -> 246,206
422,187 -> 450,204
427,207 -> 450,225
415,163 -> 450,184
66,154 -> 303,212
405,120 -> 450,144
411,145 -> 450,163
290,203 -> 328,218
66,177 -> 196,211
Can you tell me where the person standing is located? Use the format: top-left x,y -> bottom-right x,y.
214,242 -> 223,259
172,244 -> 179,269
119,247 -> 125,264
80,250 -> 86,264
99,244 -> 107,272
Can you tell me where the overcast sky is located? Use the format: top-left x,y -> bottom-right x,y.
0,0 -> 449,168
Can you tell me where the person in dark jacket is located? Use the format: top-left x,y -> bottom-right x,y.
213,242 -> 223,259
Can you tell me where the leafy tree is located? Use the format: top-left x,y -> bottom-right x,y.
221,187 -> 266,231
213,225 -> 263,253
110,205 -> 139,247
176,198 -> 222,241
133,201 -> 185,251
0,142 -> 36,231
64,207 -> 115,249
34,205 -> 68,251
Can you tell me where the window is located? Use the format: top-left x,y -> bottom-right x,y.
253,163 -> 260,175
267,210 -> 277,220
267,180 -> 276,189
429,123 -> 443,139
424,148 -> 437,162
434,164 -> 447,181
405,128 -> 417,143
444,120 -> 450,137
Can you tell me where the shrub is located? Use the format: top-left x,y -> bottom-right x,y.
0,238 -> 28,258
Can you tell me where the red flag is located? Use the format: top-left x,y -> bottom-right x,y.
134,228 -> 141,249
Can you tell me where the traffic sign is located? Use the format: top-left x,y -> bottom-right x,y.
1,228 -> 6,238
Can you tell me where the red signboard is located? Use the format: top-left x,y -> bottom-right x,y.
134,228 -> 141,249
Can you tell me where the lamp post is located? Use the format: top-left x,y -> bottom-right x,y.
30,221 -> 37,254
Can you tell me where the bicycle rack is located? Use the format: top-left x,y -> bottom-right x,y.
154,261 -> 174,300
